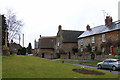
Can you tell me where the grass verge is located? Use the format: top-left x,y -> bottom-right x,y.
2,55 -> 119,78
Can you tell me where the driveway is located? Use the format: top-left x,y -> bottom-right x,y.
51,59 -> 120,73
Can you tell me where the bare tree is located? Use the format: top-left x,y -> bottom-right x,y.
5,9 -> 23,42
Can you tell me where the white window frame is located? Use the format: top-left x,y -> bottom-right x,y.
57,42 -> 59,46
81,39 -> 84,45
102,47 -> 105,53
92,46 -> 95,52
91,36 -> 95,43
81,48 -> 83,52
102,34 -> 106,42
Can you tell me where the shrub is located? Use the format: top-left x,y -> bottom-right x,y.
17,47 -> 26,55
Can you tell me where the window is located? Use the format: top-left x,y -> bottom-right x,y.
57,42 -> 59,46
102,47 -> 105,53
92,46 -> 95,52
80,39 -> 84,45
104,60 -> 109,62
81,48 -> 83,52
102,34 -> 106,42
92,36 -> 95,43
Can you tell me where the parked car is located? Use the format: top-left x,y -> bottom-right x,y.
97,59 -> 120,71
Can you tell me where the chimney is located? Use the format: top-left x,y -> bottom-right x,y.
11,39 -> 13,43
58,25 -> 62,31
86,24 -> 91,30
105,16 -> 113,26
40,35 -> 41,38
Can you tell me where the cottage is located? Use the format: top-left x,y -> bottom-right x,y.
78,16 -> 120,55
55,25 -> 84,57
38,35 -> 56,58
9,40 -> 22,55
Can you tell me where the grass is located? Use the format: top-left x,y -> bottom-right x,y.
2,55 -> 119,78
58,60 -> 100,66
0,56 -> 2,79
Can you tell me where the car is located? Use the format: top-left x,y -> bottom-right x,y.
97,59 -> 120,71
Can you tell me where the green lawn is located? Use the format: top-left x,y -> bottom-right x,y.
58,60 -> 99,66
0,56 -> 2,79
2,55 -> 119,78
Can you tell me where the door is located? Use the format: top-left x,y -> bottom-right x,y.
102,60 -> 109,68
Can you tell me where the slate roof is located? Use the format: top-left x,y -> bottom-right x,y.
61,30 -> 84,43
78,21 -> 120,39
39,36 -> 56,49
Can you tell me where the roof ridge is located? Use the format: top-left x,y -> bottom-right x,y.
62,29 -> 84,32
40,36 -> 56,38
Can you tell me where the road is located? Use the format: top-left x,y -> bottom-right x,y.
51,59 -> 120,73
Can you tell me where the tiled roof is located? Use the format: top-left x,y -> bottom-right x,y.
61,30 -> 84,43
78,21 -> 120,38
39,36 -> 56,49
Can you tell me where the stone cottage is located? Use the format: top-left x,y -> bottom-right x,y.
78,16 -> 120,55
55,25 -> 84,58
38,35 -> 56,58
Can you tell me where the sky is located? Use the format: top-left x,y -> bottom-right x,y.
0,0 -> 119,48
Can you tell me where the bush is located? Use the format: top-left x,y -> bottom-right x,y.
17,47 -> 26,55
56,53 -> 61,58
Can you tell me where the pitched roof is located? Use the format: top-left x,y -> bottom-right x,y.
61,30 -> 84,43
39,36 -> 56,49
78,21 -> 120,38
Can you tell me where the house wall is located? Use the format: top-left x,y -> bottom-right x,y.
40,49 -> 54,54
62,43 -> 77,53
78,30 -> 120,55
55,30 -> 63,53
39,48 -> 54,58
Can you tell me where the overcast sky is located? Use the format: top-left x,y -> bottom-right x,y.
0,0 -> 119,48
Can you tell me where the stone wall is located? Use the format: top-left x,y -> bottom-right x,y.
38,48 -> 54,58
78,30 -> 120,54
59,54 -> 114,61
62,43 -> 77,53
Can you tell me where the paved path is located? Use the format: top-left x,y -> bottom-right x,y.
50,59 -> 120,74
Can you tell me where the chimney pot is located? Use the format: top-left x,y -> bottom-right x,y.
86,24 -> 91,30
58,25 -> 62,31
105,16 -> 113,26
40,35 -> 41,38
